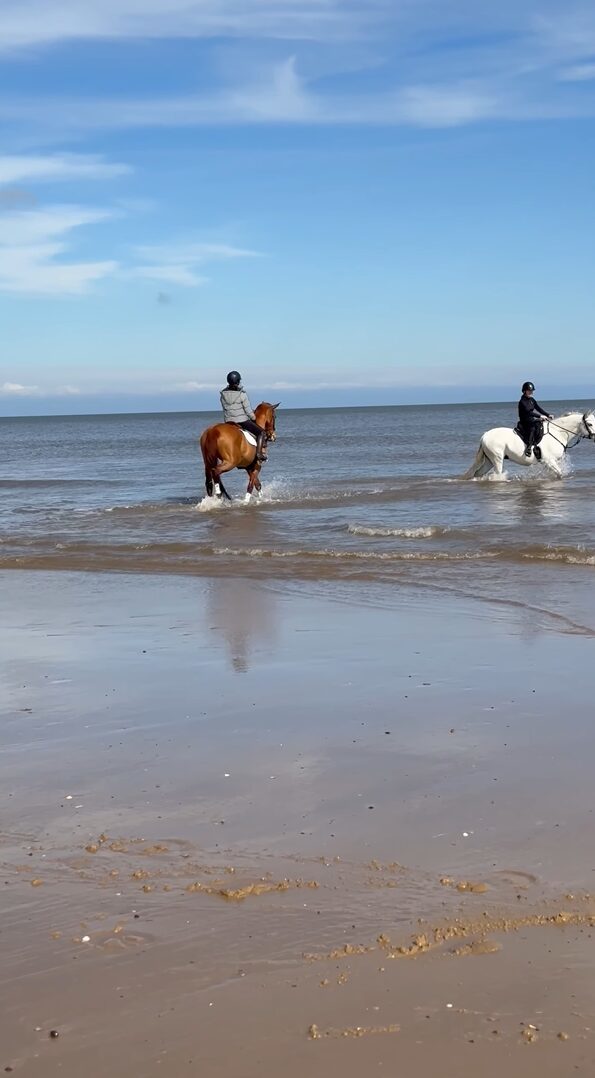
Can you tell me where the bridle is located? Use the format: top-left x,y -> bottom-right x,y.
265,409 -> 277,443
545,414 -> 595,451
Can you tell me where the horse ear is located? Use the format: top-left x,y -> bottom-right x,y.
273,402 -> 280,410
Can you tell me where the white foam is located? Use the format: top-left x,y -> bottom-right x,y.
348,524 -> 439,539
211,545 -> 491,563
197,495 -> 229,513
524,547 -> 595,567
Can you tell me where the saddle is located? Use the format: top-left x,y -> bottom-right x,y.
223,422 -> 257,447
515,420 -> 543,445
515,420 -> 543,459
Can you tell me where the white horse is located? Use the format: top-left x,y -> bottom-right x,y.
463,410 -> 595,479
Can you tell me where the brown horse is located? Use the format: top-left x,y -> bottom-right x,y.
200,402 -> 279,502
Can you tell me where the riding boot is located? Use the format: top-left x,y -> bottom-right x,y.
256,430 -> 268,463
524,443 -> 532,457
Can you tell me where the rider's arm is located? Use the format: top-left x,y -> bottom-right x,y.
533,400 -> 550,417
241,391 -> 256,421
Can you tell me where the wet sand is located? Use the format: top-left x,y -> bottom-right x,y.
2,571 -> 595,1077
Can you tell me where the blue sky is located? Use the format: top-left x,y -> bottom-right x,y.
1,0 -> 595,415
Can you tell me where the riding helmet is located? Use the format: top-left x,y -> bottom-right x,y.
522,381 -> 535,392
227,371 -> 242,387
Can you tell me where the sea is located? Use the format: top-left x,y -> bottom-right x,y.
1,402 -> 595,634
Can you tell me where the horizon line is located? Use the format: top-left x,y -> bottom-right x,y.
2,396 -> 592,421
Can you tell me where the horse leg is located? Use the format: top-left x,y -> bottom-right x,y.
542,451 -> 563,479
489,452 -> 505,477
201,433 -> 219,498
212,459 -> 236,501
244,464 -> 261,504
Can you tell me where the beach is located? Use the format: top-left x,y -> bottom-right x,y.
3,567 -> 595,1077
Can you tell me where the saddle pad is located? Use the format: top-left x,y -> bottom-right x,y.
241,429 -> 257,447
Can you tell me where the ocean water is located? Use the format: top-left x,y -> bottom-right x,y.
1,402 -> 595,633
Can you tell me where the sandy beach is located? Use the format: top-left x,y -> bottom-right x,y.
2,569 -> 595,1077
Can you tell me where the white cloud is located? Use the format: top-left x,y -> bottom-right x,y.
0,204 -> 112,245
227,56 -> 316,121
393,85 -> 499,127
172,381 -> 221,391
0,381 -> 40,396
0,153 -> 130,187
535,10 -> 595,61
133,264 -> 207,286
0,66 -> 506,130
0,0 -> 369,51
0,1 -> 593,139
0,153 -> 131,295
130,240 -> 260,287
0,204 -> 118,295
0,382 -> 81,397
558,63 -> 595,83
0,197 -> 260,296
3,45 -> 590,133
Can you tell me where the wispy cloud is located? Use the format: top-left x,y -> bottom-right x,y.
171,381 -> 221,391
0,381 -> 81,397
0,154 -> 137,295
130,241 -> 261,287
0,153 -> 131,186
557,63 -> 595,83
2,50 -> 593,133
0,0 -> 372,51
2,3 -> 595,133
0,204 -> 118,295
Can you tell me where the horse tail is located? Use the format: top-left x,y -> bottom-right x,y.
461,441 -> 487,480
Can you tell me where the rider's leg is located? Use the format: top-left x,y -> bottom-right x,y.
524,424 -> 535,456
240,420 -> 267,462
256,428 -> 267,462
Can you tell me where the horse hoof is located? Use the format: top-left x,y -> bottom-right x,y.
244,493 -> 252,504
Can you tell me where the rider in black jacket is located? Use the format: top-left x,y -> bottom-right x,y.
518,382 -> 553,457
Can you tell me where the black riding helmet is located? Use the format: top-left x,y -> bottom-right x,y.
522,381 -> 535,392
227,371 -> 242,387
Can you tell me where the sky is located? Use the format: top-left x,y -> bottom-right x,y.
1,0 -> 595,415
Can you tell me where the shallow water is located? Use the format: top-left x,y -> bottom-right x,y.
1,402 -> 595,629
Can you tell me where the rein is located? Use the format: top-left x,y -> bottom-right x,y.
544,417 -> 589,451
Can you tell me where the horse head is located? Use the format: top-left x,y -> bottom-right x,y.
582,411 -> 595,440
256,402 -> 280,443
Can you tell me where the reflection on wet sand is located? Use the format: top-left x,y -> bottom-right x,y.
205,578 -> 279,672
3,571 -> 595,1078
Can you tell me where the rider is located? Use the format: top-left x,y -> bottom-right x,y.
220,371 -> 267,462
518,381 -> 553,457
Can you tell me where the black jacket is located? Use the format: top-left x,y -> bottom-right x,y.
518,395 -> 549,427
